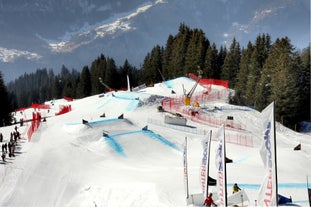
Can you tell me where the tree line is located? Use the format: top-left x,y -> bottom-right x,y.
0,23 -> 309,130
6,55 -> 141,110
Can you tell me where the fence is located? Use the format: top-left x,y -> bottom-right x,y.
27,112 -> 41,141
148,118 -> 207,135
55,105 -> 72,116
162,87 -> 228,108
161,89 -> 245,131
159,78 -> 254,147
188,73 -> 228,89
148,118 -> 253,147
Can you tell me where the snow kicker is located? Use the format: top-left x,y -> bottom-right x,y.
102,126 -> 180,157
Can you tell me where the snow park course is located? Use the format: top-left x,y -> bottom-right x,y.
0,76 -> 310,207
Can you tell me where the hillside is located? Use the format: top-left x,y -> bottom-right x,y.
0,76 -> 310,206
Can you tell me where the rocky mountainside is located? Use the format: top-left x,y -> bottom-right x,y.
0,0 -> 309,82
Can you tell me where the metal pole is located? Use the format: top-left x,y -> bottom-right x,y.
223,126 -> 228,206
205,130 -> 212,198
273,102 -> 279,206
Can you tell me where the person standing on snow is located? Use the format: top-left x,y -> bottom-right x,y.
1,143 -> 5,152
4,143 -> 7,153
232,183 -> 241,194
204,193 -> 217,207
1,151 -> 5,162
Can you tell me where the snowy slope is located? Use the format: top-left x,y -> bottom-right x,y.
0,77 -> 310,207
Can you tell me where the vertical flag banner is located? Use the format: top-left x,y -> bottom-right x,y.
258,102 -> 278,206
201,131 -> 212,198
215,125 -> 227,206
183,137 -> 189,200
127,75 -> 131,92
308,188 -> 311,207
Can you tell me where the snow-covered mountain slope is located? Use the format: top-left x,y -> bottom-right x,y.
0,77 -> 310,206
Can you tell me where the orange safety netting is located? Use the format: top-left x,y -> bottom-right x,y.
27,112 -> 41,141
55,105 -> 72,116
63,96 -> 74,102
16,107 -> 28,111
161,79 -> 249,136
188,73 -> 228,89
31,103 -> 51,109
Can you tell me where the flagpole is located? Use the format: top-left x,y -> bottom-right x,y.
184,137 -> 189,200
273,102 -> 279,206
223,126 -> 228,206
307,175 -> 311,207
205,130 -> 212,197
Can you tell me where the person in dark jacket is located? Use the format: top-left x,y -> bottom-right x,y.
1,152 -> 5,162
4,143 -> 7,153
204,193 -> 217,207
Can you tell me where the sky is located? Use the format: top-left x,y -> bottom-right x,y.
0,76 -> 310,207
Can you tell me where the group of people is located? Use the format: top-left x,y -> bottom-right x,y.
203,183 -> 241,207
1,126 -> 21,162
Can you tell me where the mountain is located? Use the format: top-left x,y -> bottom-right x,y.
0,0 -> 309,82
0,76 -> 310,206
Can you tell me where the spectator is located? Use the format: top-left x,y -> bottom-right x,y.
204,193 -> 217,207
233,183 -> 241,194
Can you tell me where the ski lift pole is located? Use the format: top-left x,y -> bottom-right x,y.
98,77 -> 111,91
157,68 -> 165,82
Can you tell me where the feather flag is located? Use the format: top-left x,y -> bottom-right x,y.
201,131 -> 212,198
308,188 -> 311,206
215,125 -> 227,206
258,102 -> 278,206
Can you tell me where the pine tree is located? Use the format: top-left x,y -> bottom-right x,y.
221,38 -> 241,88
298,46 -> 311,123
142,45 -> 163,84
51,76 -> 63,99
255,36 -> 301,127
105,58 -> 119,89
170,24 -> 191,77
254,67 -> 270,111
62,69 -> 79,98
162,35 -> 174,79
204,43 -> 219,78
245,34 -> 270,106
184,28 -> 208,74
77,66 -> 92,98
119,59 -> 138,89
234,41 -> 253,105
90,54 -> 107,94
216,45 -> 227,79
0,71 -> 12,126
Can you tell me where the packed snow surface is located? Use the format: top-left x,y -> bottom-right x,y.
0,77 -> 310,207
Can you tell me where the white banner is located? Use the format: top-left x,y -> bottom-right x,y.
201,131 -> 211,198
215,125 -> 227,206
126,75 -> 131,91
258,102 -> 277,206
